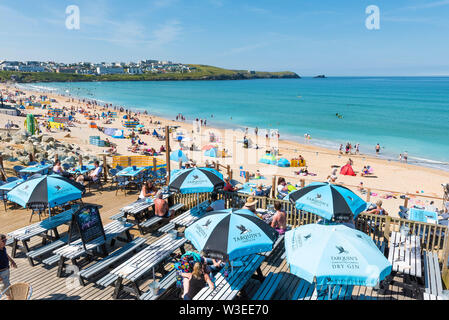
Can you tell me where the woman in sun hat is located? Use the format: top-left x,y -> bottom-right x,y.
242,197 -> 258,214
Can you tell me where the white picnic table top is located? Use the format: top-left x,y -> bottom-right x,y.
53,220 -> 133,259
7,206 -> 79,241
110,234 -> 187,282
121,192 -> 171,216
170,200 -> 210,227
388,231 -> 422,278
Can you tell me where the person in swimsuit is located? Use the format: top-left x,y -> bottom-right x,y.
271,202 -> 287,235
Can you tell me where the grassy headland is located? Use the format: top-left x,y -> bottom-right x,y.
0,64 -> 300,83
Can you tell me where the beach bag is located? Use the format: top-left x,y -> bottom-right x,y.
174,251 -> 202,288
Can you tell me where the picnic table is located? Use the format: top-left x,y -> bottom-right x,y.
7,206 -> 80,264
118,192 -> 171,232
111,234 -> 188,299
237,182 -> 270,196
53,220 -> 134,277
0,178 -> 25,210
19,163 -> 52,175
408,208 -> 438,224
116,166 -> 146,177
193,253 -> 265,300
159,200 -> 210,233
379,231 -> 422,297
67,165 -> 95,175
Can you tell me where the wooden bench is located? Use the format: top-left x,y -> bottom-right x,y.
78,237 -> 147,285
423,251 -> 445,300
158,223 -> 175,233
139,217 -> 163,233
169,203 -> 184,215
42,254 -> 61,266
96,273 -> 119,288
251,272 -> 283,300
139,268 -> 177,300
109,211 -> 126,221
26,236 -> 68,266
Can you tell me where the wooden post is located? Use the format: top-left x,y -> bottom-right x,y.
165,125 -> 171,184
127,156 -> 132,167
230,169 -> 233,180
227,165 -> 231,178
245,171 -> 250,183
179,160 -> 182,169
403,195 -> 409,208
384,216 -> 391,241
102,154 -> 107,182
78,155 -> 83,166
153,157 -> 157,171
272,175 -> 276,198
0,156 -> 6,181
441,233 -> 449,288
54,154 -> 58,164
300,179 -> 305,188
366,188 -> 371,202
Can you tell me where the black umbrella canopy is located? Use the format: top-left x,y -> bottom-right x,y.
288,182 -> 367,220
185,208 -> 278,261
168,167 -> 225,194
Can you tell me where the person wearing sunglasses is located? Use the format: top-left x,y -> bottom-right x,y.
0,234 -> 17,300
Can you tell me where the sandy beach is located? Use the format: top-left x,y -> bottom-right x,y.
1,82 -> 449,218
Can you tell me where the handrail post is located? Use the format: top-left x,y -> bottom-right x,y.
384,215 -> 391,242
366,188 -> 371,202
272,175 -> 276,198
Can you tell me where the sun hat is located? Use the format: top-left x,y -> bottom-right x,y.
244,197 -> 258,207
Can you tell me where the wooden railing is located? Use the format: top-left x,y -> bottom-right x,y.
173,190 -> 449,288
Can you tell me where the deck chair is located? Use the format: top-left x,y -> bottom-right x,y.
0,283 -> 33,300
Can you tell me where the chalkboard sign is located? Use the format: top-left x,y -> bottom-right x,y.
69,205 -> 106,249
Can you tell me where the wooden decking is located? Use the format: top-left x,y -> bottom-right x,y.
1,185 -> 421,300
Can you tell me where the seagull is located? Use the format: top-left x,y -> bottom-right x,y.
236,225 -> 251,235
336,246 -> 348,254
202,219 -> 212,228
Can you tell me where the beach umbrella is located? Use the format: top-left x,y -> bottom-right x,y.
185,208 -> 278,261
168,167 -> 224,194
7,174 -> 84,209
204,148 -> 218,158
170,149 -> 189,163
284,224 -> 391,287
340,164 -> 356,176
288,182 -> 366,220
259,154 -> 277,165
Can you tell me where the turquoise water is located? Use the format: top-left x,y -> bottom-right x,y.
24,77 -> 449,171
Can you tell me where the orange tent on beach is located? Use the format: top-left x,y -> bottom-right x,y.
340,164 -> 356,176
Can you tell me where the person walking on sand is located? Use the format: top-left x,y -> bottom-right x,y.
403,151 -> 408,163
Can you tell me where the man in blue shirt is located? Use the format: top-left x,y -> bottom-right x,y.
0,234 -> 17,300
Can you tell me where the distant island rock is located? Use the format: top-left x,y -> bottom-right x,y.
314,75 -> 326,78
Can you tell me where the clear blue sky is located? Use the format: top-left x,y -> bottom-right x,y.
1,0 -> 449,76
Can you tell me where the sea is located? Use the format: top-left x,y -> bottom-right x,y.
20,77 -> 449,172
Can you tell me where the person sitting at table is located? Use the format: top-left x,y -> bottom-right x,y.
277,177 -> 289,199
139,181 -> 157,199
206,192 -> 225,212
154,191 -> 170,218
242,197 -> 258,214
181,262 -> 215,300
223,176 -> 241,192
76,160 -> 102,184
271,202 -> 287,235
52,160 -> 70,178
252,184 -> 265,197
366,200 -> 388,216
